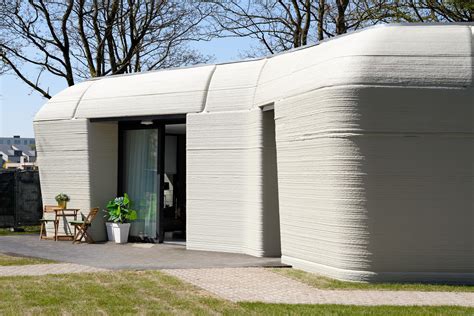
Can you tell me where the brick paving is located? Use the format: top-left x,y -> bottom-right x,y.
0,263 -> 107,277
163,267 -> 474,307
1,260 -> 472,307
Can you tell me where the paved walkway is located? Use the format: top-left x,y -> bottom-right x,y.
163,268 -> 474,307
0,263 -> 107,277
0,235 -> 284,270
2,236 -> 472,306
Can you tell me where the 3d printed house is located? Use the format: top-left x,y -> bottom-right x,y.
34,24 -> 474,283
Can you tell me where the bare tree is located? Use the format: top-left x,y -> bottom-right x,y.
357,0 -> 474,23
211,0 -> 472,57
0,0 -> 214,99
211,0 -> 398,56
405,0 -> 473,22
2,0 -> 471,100
335,0 -> 350,34
210,1 -> 316,55
317,0 -> 326,40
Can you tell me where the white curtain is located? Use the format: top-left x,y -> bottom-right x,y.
123,129 -> 158,238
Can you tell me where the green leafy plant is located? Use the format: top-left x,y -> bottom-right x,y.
105,193 -> 137,224
55,193 -> 70,203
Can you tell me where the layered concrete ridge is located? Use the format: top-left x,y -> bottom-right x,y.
34,24 -> 474,283
35,24 -> 473,122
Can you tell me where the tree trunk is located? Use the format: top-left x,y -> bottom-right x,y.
317,0 -> 325,41
335,0 -> 349,35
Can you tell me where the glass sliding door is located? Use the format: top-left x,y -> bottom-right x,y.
119,117 -> 186,243
122,129 -> 159,240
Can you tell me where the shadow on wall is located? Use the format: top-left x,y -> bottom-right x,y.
352,87 -> 473,277
87,121 -> 119,242
360,136 -> 474,276
261,109 -> 281,257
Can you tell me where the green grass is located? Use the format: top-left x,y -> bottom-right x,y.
0,271 -> 472,315
0,271 -> 243,315
0,253 -> 55,266
241,303 -> 474,315
0,226 -> 41,236
273,268 -> 474,292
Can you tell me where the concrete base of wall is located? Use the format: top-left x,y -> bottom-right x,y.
187,242 -> 280,258
282,255 -> 474,285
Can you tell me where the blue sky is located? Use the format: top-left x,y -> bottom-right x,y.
0,36 -> 256,137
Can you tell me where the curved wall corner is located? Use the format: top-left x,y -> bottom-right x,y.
34,81 -> 95,121
254,25 -> 472,108
205,59 -> 266,112
275,84 -> 474,283
75,65 -> 216,119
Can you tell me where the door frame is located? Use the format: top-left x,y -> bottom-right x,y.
116,115 -> 186,243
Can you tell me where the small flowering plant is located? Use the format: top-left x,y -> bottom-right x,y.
105,193 -> 137,224
55,193 -> 70,203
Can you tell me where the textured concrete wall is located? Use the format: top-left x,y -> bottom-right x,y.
75,66 -> 215,119
35,119 -> 91,210
187,109 -> 281,256
267,25 -> 474,282
254,25 -> 472,107
186,58 -> 280,257
34,119 -> 118,241
205,59 -> 266,112
87,122 -> 118,240
34,82 -> 94,121
34,119 -> 93,238
274,87 -> 473,283
228,24 -> 474,282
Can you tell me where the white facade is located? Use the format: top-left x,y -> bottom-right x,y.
34,24 -> 474,283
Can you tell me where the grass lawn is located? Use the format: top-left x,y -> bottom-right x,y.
0,226 -> 41,236
0,253 -> 54,266
273,268 -> 474,292
0,270 -> 472,315
242,303 -> 474,315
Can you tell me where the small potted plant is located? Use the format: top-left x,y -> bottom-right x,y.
55,193 -> 70,209
104,193 -> 137,244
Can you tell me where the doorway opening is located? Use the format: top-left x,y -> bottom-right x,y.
118,117 -> 186,243
261,107 -> 281,256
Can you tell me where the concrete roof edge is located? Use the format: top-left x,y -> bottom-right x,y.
83,22 -> 473,82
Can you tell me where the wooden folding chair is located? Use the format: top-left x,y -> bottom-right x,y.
39,205 -> 61,240
70,208 -> 99,244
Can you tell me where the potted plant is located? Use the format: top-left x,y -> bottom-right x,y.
55,193 -> 70,209
104,193 -> 137,244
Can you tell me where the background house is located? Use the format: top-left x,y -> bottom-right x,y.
0,136 -> 35,146
0,136 -> 37,170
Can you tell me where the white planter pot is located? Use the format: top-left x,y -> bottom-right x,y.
105,222 -> 115,241
111,223 -> 131,244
